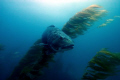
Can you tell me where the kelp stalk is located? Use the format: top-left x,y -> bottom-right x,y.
7,39 -> 55,80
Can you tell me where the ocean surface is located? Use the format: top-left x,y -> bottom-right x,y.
0,0 -> 120,80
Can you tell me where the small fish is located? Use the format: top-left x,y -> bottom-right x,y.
106,19 -> 114,22
41,25 -> 74,54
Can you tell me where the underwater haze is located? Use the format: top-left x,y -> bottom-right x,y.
0,0 -> 120,80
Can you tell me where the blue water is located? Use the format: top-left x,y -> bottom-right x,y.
0,0 -> 120,80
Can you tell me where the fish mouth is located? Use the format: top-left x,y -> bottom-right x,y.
62,44 -> 74,50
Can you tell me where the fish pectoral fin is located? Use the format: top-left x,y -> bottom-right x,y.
33,43 -> 48,48
37,43 -> 48,46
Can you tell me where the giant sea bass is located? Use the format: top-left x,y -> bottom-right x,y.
41,25 -> 74,54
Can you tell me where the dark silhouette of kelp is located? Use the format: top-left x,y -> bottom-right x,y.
81,48 -> 120,80
8,5 -> 107,80
7,39 -> 55,80
62,4 -> 107,38
0,44 -> 4,51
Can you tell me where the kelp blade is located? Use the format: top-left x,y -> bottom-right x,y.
81,48 -> 120,80
62,4 -> 107,38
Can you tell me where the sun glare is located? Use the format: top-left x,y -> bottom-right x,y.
32,0 -> 89,4
33,0 -> 90,7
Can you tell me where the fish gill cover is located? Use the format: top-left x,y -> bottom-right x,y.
7,4 -> 108,80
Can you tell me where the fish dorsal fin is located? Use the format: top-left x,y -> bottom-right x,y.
49,25 -> 55,27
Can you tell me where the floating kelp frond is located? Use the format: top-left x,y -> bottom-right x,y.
62,4 -> 107,38
106,19 -> 114,22
0,44 -> 4,51
87,4 -> 102,8
81,48 -> 120,80
98,18 -> 114,28
98,23 -> 107,28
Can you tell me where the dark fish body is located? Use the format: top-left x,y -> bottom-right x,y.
42,25 -> 74,53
